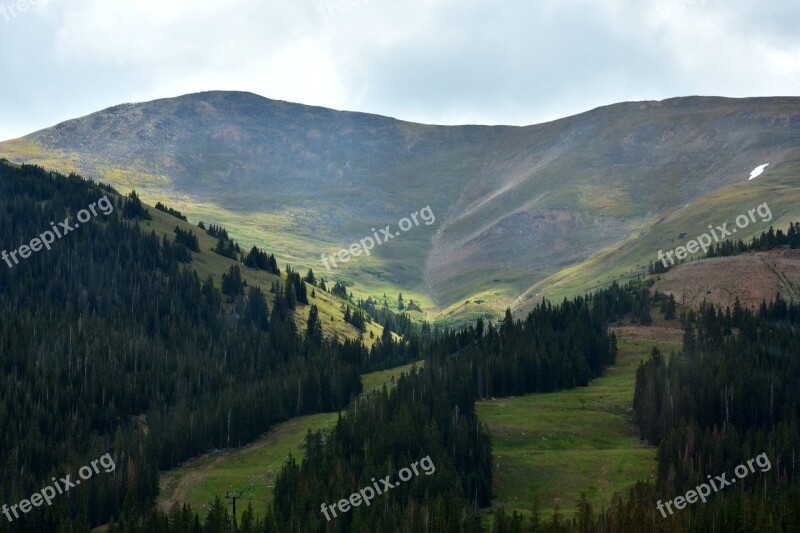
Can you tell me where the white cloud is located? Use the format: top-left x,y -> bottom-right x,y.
0,0 -> 798,139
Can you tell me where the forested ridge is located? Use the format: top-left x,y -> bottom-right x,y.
0,162 -> 378,531
104,286 -> 640,530
5,159 -> 797,532
0,161 -> 658,532
265,291 -> 623,532
491,291 -> 800,532
649,221 -> 800,274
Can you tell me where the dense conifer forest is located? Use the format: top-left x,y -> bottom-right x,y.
491,295 -> 800,532
4,160 -> 800,532
0,162 -> 367,531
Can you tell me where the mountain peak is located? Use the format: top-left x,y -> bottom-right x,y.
3,94 -> 799,322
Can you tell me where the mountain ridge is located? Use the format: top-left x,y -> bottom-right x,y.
2,91 -> 799,324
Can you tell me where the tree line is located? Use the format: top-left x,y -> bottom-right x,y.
0,162 -> 375,531
649,221 -> 799,274
95,279 -> 650,532
488,291 -> 800,532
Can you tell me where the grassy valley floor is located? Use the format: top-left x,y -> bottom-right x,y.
157,361 -> 425,521
157,327 -> 680,527
476,326 -> 682,519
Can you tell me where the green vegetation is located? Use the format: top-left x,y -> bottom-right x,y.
120,189 -> 388,345
157,361 -> 426,521
0,161 -> 422,532
360,360 -> 425,393
488,293 -> 800,531
158,412 -> 339,520
518,165 -> 800,309
5,94 -> 798,326
476,336 -> 679,518
106,280 -> 643,531
4,94 -> 800,531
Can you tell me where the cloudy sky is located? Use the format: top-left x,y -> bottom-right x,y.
1,0 -> 798,141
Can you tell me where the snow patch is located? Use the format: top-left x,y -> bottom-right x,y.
749,163 -> 769,180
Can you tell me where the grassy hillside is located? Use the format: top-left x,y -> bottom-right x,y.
157,361 -> 423,521
515,151 -> 800,312
476,327 -> 682,519
157,411 -> 339,520
3,94 -> 799,326
89,186 -> 389,345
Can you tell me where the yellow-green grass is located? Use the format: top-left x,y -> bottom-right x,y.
0,138 -> 86,176
517,167 -> 800,310
435,287 -> 517,328
476,334 -> 681,519
136,199 -> 385,345
0,161 -> 387,346
157,412 -> 339,519
156,362 -> 424,520
360,360 -> 425,393
104,188 -> 439,323
0,139 -> 434,321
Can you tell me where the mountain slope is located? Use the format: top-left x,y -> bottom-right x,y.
2,92 -> 799,323
516,149 -> 800,312
652,248 -> 800,310
0,160 -> 373,529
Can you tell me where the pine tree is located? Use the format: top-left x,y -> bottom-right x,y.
306,305 -> 322,343
664,293 -> 677,320
221,265 -> 244,298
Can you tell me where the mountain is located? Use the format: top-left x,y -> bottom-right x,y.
2,92 -> 799,323
652,248 -> 800,310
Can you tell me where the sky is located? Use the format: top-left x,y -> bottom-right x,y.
0,0 -> 798,141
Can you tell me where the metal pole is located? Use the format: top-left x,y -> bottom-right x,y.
225,491 -> 240,533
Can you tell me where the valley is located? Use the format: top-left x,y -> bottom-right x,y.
4,1 -> 800,530
157,362 -> 425,521
1,94 -> 799,532
3,94 -> 799,326
155,327 -> 681,526
477,331 -> 678,519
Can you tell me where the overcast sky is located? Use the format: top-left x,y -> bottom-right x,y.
1,0 -> 798,141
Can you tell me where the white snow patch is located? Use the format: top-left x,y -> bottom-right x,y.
749,163 -> 769,180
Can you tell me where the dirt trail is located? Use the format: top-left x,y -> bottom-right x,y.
157,417 -> 331,513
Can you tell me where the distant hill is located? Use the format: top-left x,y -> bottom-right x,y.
2,92 -> 799,323
653,248 -> 800,310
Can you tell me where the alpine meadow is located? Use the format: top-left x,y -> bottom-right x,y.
1,1 -> 800,532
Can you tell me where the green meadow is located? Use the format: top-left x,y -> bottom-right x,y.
157,363 -> 423,521
157,331 -> 680,526
476,334 -> 681,519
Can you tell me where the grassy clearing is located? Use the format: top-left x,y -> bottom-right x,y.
157,412 -> 339,519
156,361 -> 424,521
360,360 -> 425,393
476,331 -> 681,519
